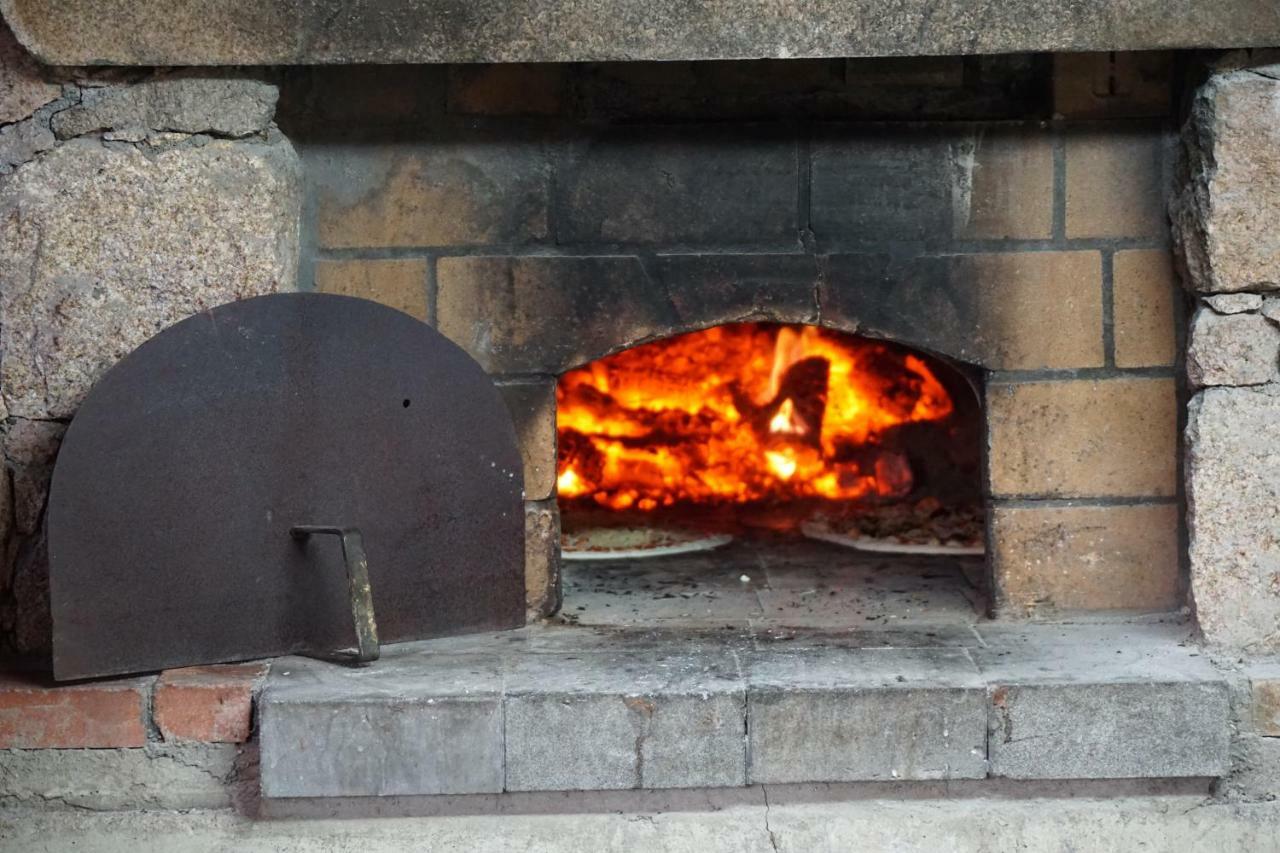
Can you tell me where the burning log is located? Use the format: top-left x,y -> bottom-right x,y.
556,322 -> 961,510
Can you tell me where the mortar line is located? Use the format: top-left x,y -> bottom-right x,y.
296,156 -> 321,292
978,376 -> 997,619
492,374 -> 558,386
986,365 -> 1175,383
313,243 -> 811,261
425,254 -> 439,327
796,121 -> 814,249
141,674 -> 162,743
991,495 -> 1180,508
1051,121 -> 1067,243
1101,249 -> 1116,367
310,236 -> 1170,263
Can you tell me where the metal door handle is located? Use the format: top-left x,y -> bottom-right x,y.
290,525 -> 380,664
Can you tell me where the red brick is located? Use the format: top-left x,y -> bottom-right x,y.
0,672 -> 148,748
153,663 -> 267,744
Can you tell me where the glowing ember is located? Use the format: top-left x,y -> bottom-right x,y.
556,323 -> 955,510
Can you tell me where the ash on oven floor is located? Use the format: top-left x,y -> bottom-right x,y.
558,538 -> 985,630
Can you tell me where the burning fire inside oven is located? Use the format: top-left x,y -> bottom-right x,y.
556,323 -> 958,513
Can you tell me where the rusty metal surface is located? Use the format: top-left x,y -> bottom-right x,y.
48,293 -> 525,680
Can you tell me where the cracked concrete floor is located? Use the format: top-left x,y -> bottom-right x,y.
7,788 -> 1280,853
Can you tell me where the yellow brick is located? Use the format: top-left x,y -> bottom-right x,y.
956,128 -> 1054,240
1054,52 -> 1173,120
958,251 -> 1104,369
1113,249 -> 1178,368
1252,679 -> 1280,737
1065,127 -> 1166,239
987,378 -> 1177,498
313,258 -> 429,321
315,147 -> 548,249
498,381 -> 557,502
524,500 -> 561,618
991,503 -> 1180,613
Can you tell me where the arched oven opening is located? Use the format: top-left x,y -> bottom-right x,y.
555,322 -> 986,627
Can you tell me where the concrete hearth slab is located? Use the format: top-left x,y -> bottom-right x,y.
260,620 -> 1227,799
259,654 -> 505,798
745,647 -> 987,783
974,625 -> 1230,779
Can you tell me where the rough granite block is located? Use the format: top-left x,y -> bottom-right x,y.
1172,65 -> 1280,293
50,75 -> 278,140
1187,308 -> 1280,388
0,21 -> 59,124
5,0 -> 1280,66
1186,388 -> 1280,653
0,136 -> 301,420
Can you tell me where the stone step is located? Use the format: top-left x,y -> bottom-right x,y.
258,622 -> 1229,799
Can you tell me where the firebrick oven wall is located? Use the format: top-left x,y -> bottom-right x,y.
278,54 -> 1184,619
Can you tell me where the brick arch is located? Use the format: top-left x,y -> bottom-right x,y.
437,253 -> 1027,377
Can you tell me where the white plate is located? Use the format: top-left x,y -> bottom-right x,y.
801,524 -> 984,556
562,533 -> 734,561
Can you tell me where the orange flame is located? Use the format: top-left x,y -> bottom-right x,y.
556,323 -> 953,510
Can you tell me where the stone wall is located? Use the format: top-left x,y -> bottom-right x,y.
1172,51 -> 1280,654
0,45 -> 1200,654
0,23 -> 303,662
282,54 -> 1184,619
